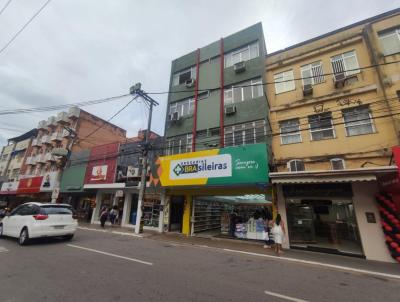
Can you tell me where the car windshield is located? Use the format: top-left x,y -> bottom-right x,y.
40,206 -> 73,215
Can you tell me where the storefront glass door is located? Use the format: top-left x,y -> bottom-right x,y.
286,199 -> 363,256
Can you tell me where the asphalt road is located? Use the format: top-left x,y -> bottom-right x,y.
0,229 -> 399,302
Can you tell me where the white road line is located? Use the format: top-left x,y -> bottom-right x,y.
67,244 -> 153,266
77,227 -> 143,238
0,246 -> 8,253
223,249 -> 400,280
264,290 -> 309,302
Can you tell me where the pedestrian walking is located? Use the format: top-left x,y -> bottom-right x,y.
109,206 -> 118,226
271,214 -> 285,255
99,207 -> 109,228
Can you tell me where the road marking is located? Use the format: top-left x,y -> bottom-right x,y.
264,290 -> 309,302
67,244 -> 153,266
223,249 -> 400,280
77,226 -> 143,238
0,246 -> 8,253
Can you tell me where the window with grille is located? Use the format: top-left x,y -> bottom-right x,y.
169,98 -> 195,118
330,158 -> 345,170
288,160 -> 305,172
172,66 -> 196,86
274,70 -> 295,94
308,112 -> 335,140
224,120 -> 266,147
331,50 -> 360,80
224,42 -> 259,68
166,134 -> 193,155
280,119 -> 301,145
342,106 -> 374,136
224,77 -> 263,105
379,28 -> 400,56
301,61 -> 325,87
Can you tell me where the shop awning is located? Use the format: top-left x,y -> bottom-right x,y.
60,165 -> 87,193
83,183 -> 125,190
270,166 -> 397,184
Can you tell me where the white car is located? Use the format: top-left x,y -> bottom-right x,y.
0,202 -> 78,245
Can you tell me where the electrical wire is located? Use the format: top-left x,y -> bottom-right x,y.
0,0 -> 13,17
0,0 -> 52,56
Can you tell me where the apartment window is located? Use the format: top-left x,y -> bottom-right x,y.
331,158 -> 345,170
1,154 -> 7,161
308,112 -> 335,140
343,106 -> 374,136
169,98 -> 195,118
288,159 -> 305,172
224,120 -> 266,147
274,70 -> 295,94
224,42 -> 259,68
331,50 -> 360,80
172,66 -> 196,86
280,119 -> 301,145
166,134 -> 193,155
301,61 -> 325,87
379,28 -> 400,56
10,168 -> 20,180
224,77 -> 263,104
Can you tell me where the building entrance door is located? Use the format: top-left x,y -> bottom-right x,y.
169,196 -> 184,232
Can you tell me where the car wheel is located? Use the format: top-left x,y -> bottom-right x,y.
63,234 -> 74,241
0,224 -> 3,238
19,228 -> 29,246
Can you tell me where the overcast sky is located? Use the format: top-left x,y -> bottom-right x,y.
0,0 -> 399,146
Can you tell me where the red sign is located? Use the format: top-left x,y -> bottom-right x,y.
17,176 -> 43,194
84,143 -> 119,185
393,146 -> 400,176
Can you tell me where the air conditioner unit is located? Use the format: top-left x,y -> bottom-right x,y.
127,166 -> 140,177
185,78 -> 195,88
334,73 -> 346,88
169,111 -> 180,122
224,105 -> 237,115
302,84 -> 313,96
234,61 -> 246,73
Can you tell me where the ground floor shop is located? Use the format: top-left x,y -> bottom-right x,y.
271,167 -> 398,263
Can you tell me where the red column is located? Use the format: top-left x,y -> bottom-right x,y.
219,38 -> 225,148
192,48 -> 200,152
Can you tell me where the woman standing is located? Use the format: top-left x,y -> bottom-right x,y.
99,207 -> 109,228
272,214 -> 285,254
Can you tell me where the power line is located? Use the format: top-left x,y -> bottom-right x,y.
0,0 -> 13,17
0,0 -> 52,56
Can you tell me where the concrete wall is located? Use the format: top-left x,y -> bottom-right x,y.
352,182 -> 395,262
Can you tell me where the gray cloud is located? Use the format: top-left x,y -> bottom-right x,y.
0,0 -> 398,145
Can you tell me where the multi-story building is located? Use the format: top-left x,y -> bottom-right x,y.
152,23 -> 272,238
0,106 -> 127,207
266,9 -> 400,262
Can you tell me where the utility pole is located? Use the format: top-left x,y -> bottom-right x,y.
130,83 -> 159,234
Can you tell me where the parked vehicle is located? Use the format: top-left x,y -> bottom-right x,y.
0,202 -> 78,245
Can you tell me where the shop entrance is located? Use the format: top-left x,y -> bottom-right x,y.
169,196 -> 184,232
286,199 -> 363,256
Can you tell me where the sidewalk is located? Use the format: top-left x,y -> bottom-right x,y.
77,222 -> 400,277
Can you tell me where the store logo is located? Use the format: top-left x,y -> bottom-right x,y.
170,154 -> 232,180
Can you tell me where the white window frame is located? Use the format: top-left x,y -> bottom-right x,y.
280,119 -> 302,145
330,158 -> 345,170
224,42 -> 259,68
342,106 -> 375,137
274,70 -> 295,94
331,50 -> 360,80
308,112 -> 336,141
378,28 -> 400,56
169,98 -> 195,118
172,66 -> 196,86
224,120 -> 266,147
288,159 -> 305,172
300,61 -> 325,87
166,134 -> 193,155
224,77 -> 263,105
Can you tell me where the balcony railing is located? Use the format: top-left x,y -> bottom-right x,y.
32,138 -> 42,147
68,106 -> 80,119
56,111 -> 69,124
51,132 -> 62,141
25,156 -> 36,165
44,152 -> 56,162
41,135 -> 51,144
35,154 -> 46,163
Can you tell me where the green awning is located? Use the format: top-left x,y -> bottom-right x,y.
60,165 -> 87,193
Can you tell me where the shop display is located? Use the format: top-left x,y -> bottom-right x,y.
143,199 -> 161,227
193,200 -> 223,233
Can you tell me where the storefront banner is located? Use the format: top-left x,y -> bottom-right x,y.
17,176 -> 43,194
393,146 -> 400,176
90,165 -> 108,181
0,181 -> 19,195
40,171 -> 59,192
158,143 -> 268,187
84,143 -> 119,185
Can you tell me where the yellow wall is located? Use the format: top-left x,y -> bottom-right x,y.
182,194 -> 192,235
266,11 -> 400,172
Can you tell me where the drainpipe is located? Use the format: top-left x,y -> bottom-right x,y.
192,49 -> 200,152
362,25 -> 400,145
220,38 -> 225,148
